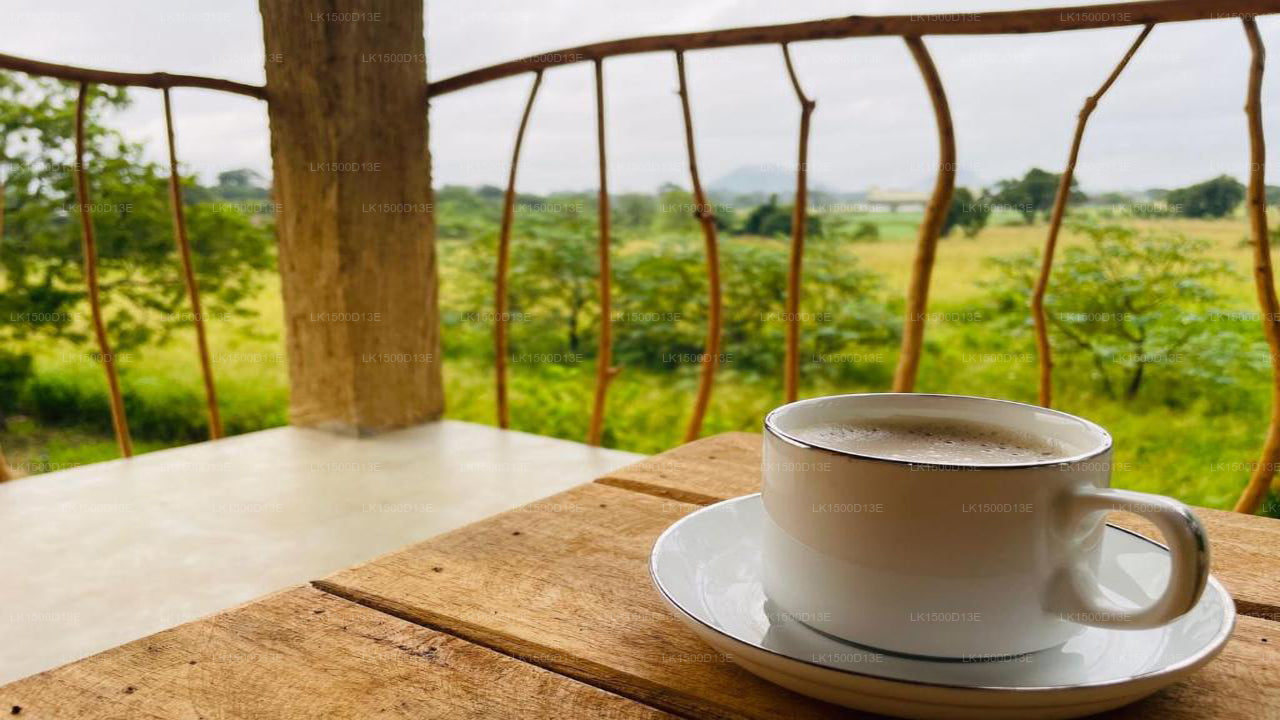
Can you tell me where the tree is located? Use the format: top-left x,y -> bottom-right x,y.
1165,175 -> 1245,218
614,192 -> 657,230
737,194 -> 820,238
942,187 -> 990,238
216,168 -> 261,188
0,74 -> 275,362
448,196 -> 599,357
992,168 -> 1082,223
612,235 -> 896,380
985,222 -> 1237,400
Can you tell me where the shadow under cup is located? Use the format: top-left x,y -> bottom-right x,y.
760,393 -> 1114,659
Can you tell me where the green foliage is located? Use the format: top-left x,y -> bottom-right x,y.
942,187 -> 991,238
441,189 -> 894,383
614,192 -> 657,229
735,194 -> 820,238
985,222 -> 1243,400
851,221 -> 879,242
1262,491 -> 1280,519
0,73 -> 275,354
19,362 -> 285,442
611,236 -> 897,380
0,349 -> 33,427
992,168 -> 1082,223
1165,175 -> 1245,219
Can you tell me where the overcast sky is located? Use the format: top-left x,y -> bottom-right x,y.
3,1 -> 1277,193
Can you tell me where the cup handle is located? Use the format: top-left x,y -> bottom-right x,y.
1053,486 -> 1210,629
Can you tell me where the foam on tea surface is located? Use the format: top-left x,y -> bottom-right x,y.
790,415 -> 1072,464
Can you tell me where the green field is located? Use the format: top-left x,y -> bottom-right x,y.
3,209 -> 1278,512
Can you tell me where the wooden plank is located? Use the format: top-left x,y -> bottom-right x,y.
0,586 -> 670,719
317,483 -> 1280,719
597,433 -> 1280,620
595,431 -> 760,504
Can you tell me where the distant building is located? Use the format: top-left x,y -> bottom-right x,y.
865,186 -> 929,213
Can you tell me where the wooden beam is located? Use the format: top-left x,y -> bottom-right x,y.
74,82 -> 133,457
429,0 -> 1280,97
674,51 -> 722,444
1032,24 -> 1153,408
163,89 -> 223,440
587,59 -> 618,446
259,0 -> 443,435
1236,18 -> 1278,515
781,43 -> 815,404
0,51 -> 265,99
495,72 -> 543,430
892,37 -> 955,393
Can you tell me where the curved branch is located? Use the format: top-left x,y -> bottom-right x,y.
587,60 -> 618,446
428,0 -> 1278,97
675,51 -> 723,444
163,89 -> 223,440
1236,19 -> 1278,515
0,51 -> 266,99
75,82 -> 133,457
1032,24 -> 1152,408
892,37 -> 955,393
781,43 -> 816,404
495,71 -> 543,430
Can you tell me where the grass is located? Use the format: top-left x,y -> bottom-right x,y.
3,210 -> 1277,512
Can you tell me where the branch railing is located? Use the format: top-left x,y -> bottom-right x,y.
0,62 -> 264,468
460,1 -> 1279,513
0,1 -> 1277,516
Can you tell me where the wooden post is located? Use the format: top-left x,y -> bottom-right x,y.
75,82 -> 133,457
259,0 -> 443,435
495,72 -> 543,430
781,43 -> 815,404
892,37 -> 955,393
674,51 -> 722,444
587,59 -> 618,447
1236,18 -> 1277,515
1032,25 -> 1152,408
163,89 -> 224,440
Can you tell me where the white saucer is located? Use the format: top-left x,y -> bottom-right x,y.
650,494 -> 1234,720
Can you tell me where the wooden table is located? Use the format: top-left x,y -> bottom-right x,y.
5,433 -> 1279,718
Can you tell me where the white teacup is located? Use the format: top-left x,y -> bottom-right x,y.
761,393 -> 1209,659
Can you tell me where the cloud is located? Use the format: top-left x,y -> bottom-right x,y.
5,1 -> 1276,193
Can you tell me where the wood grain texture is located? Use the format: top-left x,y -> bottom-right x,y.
317,482 -> 1279,719
596,432 -> 1280,620
0,586 -> 670,719
317,483 -> 851,718
259,0 -> 443,435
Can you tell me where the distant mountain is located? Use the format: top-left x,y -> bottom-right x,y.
708,165 -> 804,195
910,167 -> 985,193
710,164 -> 988,196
